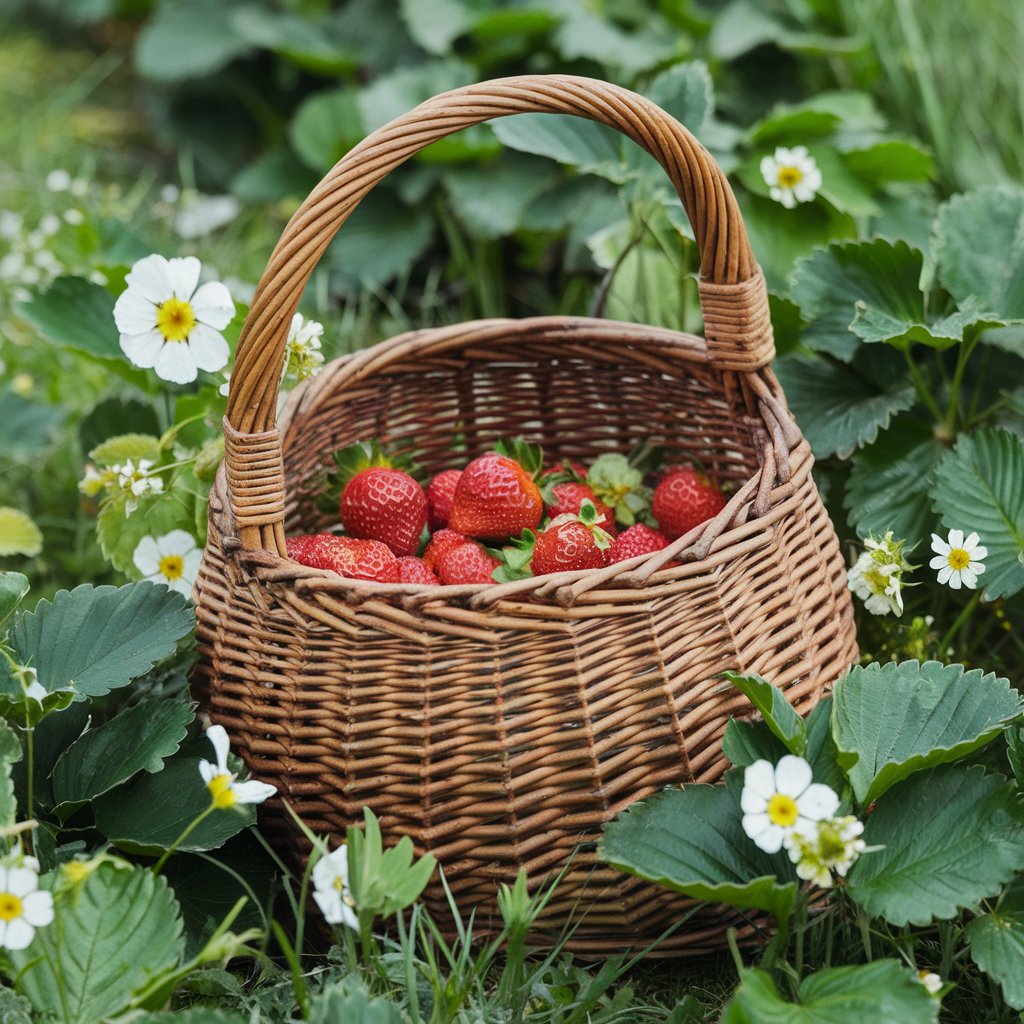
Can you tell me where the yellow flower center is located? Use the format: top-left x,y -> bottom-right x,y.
777,165 -> 804,188
0,892 -> 23,922
159,554 -> 185,580
62,861 -> 94,885
767,793 -> 799,827
207,773 -> 237,809
155,297 -> 196,343
947,548 -> 970,570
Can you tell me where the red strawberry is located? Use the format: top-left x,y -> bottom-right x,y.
448,455 -> 543,541
422,528 -> 469,570
435,542 -> 500,585
341,467 -> 427,557
545,482 -> 617,537
540,459 -> 588,481
607,523 -> 670,565
652,464 -> 726,540
426,469 -> 462,531
531,521 -> 607,576
286,534 -> 400,582
395,556 -> 441,585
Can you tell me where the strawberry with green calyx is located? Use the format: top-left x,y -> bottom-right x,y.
492,530 -> 537,583
318,440 -> 395,516
435,541 -> 501,585
395,556 -> 441,585
542,481 -> 617,537
652,464 -> 726,540
531,500 -> 613,576
540,459 -> 588,482
426,469 -> 462,531
607,523 -> 670,565
493,437 -> 545,481
448,454 -> 543,541
286,534 -> 401,583
586,453 -> 652,527
422,528 -> 469,570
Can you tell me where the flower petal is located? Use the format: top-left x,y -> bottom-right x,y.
969,560 -> 986,575
168,577 -> 193,597
165,256 -> 201,300
191,281 -> 235,330
745,817 -> 785,854
743,760 -> 776,801
2,917 -> 35,950
964,532 -> 981,551
930,534 -> 950,556
740,787 -> 768,814
937,565 -> 953,584
187,322 -> 230,372
928,555 -> 948,570
774,755 -> 813,798
960,568 -> 977,589
197,758 -> 217,785
205,725 -> 231,774
113,289 -> 157,335
971,545 -> 988,561
121,330 -> 166,369
948,528 -> 964,549
799,783 -> 839,822
948,571 -> 962,590
133,536 -> 162,576
124,254 -> 173,304
5,867 -> 38,898
157,530 -> 198,557
231,779 -> 277,805
154,340 -> 198,384
21,889 -> 54,928
183,548 -> 203,584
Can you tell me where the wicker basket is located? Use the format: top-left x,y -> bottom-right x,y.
194,75 -> 858,957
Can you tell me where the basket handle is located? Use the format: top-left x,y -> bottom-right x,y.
224,74 -> 775,552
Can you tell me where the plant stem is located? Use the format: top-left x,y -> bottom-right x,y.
152,802 -> 216,874
902,348 -> 944,425
943,330 -> 982,434
938,590 -> 982,658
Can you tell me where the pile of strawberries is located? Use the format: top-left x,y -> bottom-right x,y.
286,439 -> 726,586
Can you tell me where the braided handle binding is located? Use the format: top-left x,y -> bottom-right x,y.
224,74 -> 775,552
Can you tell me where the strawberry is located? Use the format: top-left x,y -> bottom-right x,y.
495,500 -> 613,580
422,528 -> 469,570
607,523 -> 670,565
540,459 -> 588,481
286,534 -> 400,582
652,464 -> 726,540
426,469 -> 462,531
435,541 -> 500,585
545,482 -> 617,537
395,556 -> 441,585
340,467 -> 427,556
448,454 -> 543,541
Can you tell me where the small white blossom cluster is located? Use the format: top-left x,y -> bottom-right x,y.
312,845 -> 358,930
760,146 -> 823,208
198,725 -> 276,811
111,458 -> 164,514
283,313 -> 326,385
0,855 -> 53,950
0,208 -> 65,302
133,530 -> 202,596
929,529 -> 987,591
847,531 -> 915,616
742,755 -> 866,888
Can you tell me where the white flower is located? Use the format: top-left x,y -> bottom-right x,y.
783,815 -> 866,888
174,193 -> 240,239
160,183 -> 181,205
111,458 -> 164,514
39,214 -> 61,237
283,313 -> 325,385
45,169 -> 71,192
219,372 -> 231,398
312,844 -> 359,930
847,531 -> 915,616
760,146 -> 823,208
929,529 -> 987,590
198,724 -> 276,810
64,209 -> 84,226
917,971 -> 942,996
0,864 -> 54,950
133,530 -> 202,597
113,254 -> 235,385
12,665 -> 47,705
741,755 -> 839,854
0,210 -> 21,239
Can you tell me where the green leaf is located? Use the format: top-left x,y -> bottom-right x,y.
932,428 -> 1024,599
645,61 -> 714,132
229,7 -> 355,75
846,765 -> 1024,925
94,744 -> 256,854
16,276 -> 120,360
442,154 -> 554,238
789,240 -> 927,361
79,397 -> 160,456
308,980 -> 406,1024
807,146 -> 880,218
552,5 -> 678,74
134,1 -> 251,81
8,862 -> 185,1024
773,351 -> 917,459
804,697 -> 847,803
1006,724 -> 1024,786
749,109 -> 841,148
289,87 -> 363,174
492,113 -> 623,176
932,186 -> 1024,317
844,418 -> 946,548
357,60 -> 475,133
9,582 -> 195,699
0,572 -> 29,631
843,141 -> 934,184
601,786 -> 798,922
0,508 -> 42,557
129,1010 -> 245,1024
51,698 -> 195,813
0,393 -> 62,458
966,876 -> 1024,1009
832,660 -> 1022,805
720,961 -> 938,1023
723,672 -> 806,756
96,486 -> 198,577
398,0 -> 473,54
89,433 -> 161,468
0,719 -> 22,828
722,718 -> 787,768
231,147 -> 317,204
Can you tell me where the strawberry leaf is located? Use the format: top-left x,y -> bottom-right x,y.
492,531 -> 536,582
587,453 -> 652,526
494,438 -> 544,479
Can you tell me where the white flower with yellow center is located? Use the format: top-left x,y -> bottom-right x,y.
760,146 -> 823,209
111,458 -> 163,514
283,313 -> 325,385
847,530 -> 914,616
113,254 -> 235,385
312,844 -> 358,930
0,863 -> 54,950
783,815 -> 866,888
132,530 -> 202,597
917,971 -> 943,996
198,724 -> 276,811
929,529 -> 987,590
741,755 -> 839,853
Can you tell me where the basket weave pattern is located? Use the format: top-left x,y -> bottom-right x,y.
194,76 -> 858,955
